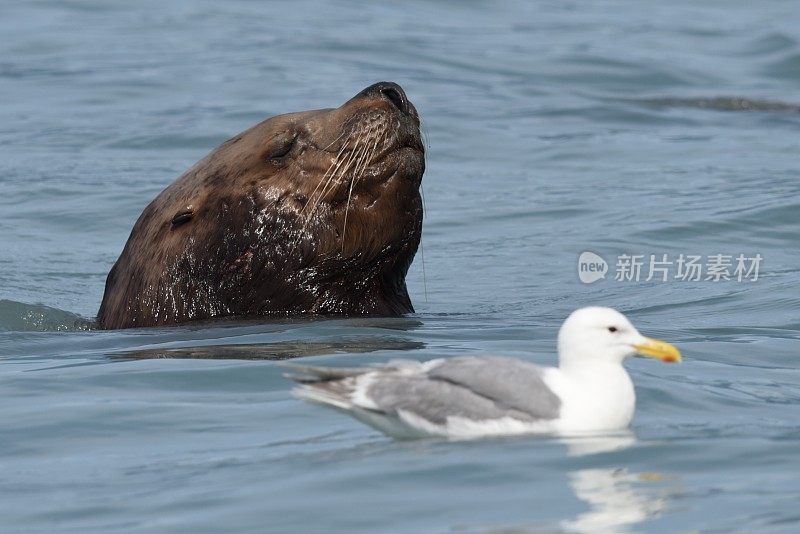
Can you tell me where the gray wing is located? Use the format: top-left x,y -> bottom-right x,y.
365,375 -> 528,424
286,356 -> 561,424
424,356 -> 561,420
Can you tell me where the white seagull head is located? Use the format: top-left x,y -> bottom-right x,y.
557,307 -> 681,368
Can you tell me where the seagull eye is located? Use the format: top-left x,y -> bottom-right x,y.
608,326 -> 618,333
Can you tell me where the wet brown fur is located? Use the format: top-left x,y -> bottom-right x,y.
97,83 -> 424,329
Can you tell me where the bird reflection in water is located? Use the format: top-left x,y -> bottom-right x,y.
560,433 -> 675,534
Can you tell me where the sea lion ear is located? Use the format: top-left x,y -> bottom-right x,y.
171,205 -> 194,227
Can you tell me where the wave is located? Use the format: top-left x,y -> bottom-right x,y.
0,299 -> 94,332
627,96 -> 800,112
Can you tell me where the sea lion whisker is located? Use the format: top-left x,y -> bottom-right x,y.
340,128 -> 376,251
348,128 -> 380,200
344,126 -> 375,191
332,130 -> 369,215
320,129 -> 349,151
348,125 -> 383,198
308,130 -> 362,217
308,128 -> 364,207
339,125 -> 384,253
290,150 -> 347,254
294,128 -> 367,253
301,137 -> 351,215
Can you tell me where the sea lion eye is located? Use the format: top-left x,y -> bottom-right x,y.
268,136 -> 296,163
608,326 -> 618,333
171,206 -> 194,226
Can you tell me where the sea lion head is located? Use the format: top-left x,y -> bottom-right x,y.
97,82 -> 424,329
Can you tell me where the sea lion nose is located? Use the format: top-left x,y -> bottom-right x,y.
357,81 -> 410,115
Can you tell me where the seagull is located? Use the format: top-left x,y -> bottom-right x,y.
285,307 -> 681,439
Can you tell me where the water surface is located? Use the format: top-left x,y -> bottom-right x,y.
1,1 -> 799,532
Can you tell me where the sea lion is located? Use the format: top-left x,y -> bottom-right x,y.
97,82 -> 424,329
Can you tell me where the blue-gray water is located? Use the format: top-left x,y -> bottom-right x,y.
1,1 -> 799,532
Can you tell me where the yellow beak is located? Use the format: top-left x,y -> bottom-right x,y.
634,337 -> 682,363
